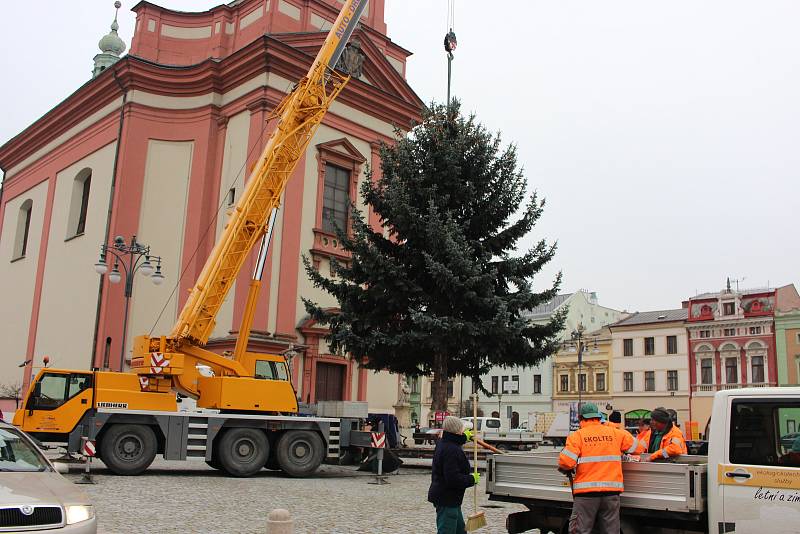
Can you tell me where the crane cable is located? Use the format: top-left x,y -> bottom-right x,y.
444,0 -> 457,109
446,0 -> 455,33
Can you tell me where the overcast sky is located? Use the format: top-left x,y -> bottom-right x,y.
1,1 -> 797,313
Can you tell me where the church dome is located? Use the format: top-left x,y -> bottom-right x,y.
98,2 -> 126,57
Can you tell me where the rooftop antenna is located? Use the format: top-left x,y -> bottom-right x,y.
728,277 -> 746,292
444,0 -> 457,112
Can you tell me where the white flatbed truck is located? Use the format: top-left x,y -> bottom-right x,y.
486,388 -> 800,533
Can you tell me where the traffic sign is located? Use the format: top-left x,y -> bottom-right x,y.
82,440 -> 96,457
371,432 -> 386,448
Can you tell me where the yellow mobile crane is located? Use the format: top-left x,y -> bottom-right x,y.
15,0 -> 375,477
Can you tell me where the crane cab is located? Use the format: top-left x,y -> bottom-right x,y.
196,352 -> 298,413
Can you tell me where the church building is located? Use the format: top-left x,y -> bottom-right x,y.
0,0 -> 422,415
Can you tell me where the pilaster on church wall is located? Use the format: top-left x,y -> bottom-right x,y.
0,181 -> 48,385
35,143 -> 117,373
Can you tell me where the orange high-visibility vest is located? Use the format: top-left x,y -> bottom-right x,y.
558,419 -> 637,494
648,424 -> 687,461
634,429 -> 650,454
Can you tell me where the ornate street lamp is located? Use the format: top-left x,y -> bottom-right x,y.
570,324 -> 587,410
94,235 -> 164,371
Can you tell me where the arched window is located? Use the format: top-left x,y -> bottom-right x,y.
68,169 -> 92,238
13,199 -> 33,259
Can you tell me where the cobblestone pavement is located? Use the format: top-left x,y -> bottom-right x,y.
65,459 -> 526,534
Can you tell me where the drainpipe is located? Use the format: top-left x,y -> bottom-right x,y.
89,66 -> 128,371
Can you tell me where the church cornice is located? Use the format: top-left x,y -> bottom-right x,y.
0,33 -> 422,178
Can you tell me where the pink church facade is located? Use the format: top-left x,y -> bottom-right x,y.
0,0 -> 422,414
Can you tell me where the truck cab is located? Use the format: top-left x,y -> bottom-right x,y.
707,388 -> 800,533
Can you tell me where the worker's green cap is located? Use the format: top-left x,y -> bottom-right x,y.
579,403 -> 602,419
792,436 -> 800,453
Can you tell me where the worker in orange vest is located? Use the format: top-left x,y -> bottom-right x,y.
558,403 -> 639,534
640,407 -> 687,461
636,417 -> 651,443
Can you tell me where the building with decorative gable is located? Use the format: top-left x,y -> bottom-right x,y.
0,0 -> 422,415
685,282 -> 800,432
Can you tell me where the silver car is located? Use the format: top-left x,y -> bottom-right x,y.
0,422 -> 96,533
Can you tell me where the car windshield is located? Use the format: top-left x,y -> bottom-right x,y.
0,428 -> 49,472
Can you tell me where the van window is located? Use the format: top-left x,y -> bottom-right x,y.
729,399 -> 800,467
485,419 -> 501,429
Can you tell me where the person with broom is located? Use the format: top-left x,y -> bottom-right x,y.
428,416 -> 480,533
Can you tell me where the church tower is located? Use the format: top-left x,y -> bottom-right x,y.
93,1 -> 127,78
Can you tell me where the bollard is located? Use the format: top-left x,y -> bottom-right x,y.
74,436 -> 95,485
265,509 -> 293,534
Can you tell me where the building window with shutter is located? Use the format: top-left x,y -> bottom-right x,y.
726,357 -> 738,384
322,164 -> 350,234
751,355 -> 764,383
644,337 -> 655,355
701,358 -> 713,384
623,338 -> 633,357
596,373 -> 605,392
667,370 -> 678,391
623,372 -> 633,392
645,371 -> 655,391
578,373 -> 587,392
560,375 -> 569,392
667,335 -> 678,354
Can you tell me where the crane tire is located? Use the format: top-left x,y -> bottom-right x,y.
100,424 -> 157,476
218,428 -> 269,478
275,430 -> 324,477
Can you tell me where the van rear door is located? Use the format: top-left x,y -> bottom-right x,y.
719,396 -> 800,533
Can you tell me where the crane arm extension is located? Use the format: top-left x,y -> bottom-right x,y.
169,0 -> 368,346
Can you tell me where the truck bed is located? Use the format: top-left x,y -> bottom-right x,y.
487,451 -> 707,515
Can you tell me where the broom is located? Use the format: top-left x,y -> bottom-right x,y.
465,393 -> 487,531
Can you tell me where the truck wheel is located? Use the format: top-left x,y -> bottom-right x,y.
276,430 -> 324,477
100,424 -> 157,476
218,428 -> 269,478
496,443 -> 509,452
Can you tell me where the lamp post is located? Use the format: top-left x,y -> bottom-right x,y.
570,324 -> 587,411
94,235 -> 164,371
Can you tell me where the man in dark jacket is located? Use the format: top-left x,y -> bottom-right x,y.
428,416 -> 479,534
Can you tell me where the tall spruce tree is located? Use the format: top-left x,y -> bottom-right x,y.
303,102 -> 564,412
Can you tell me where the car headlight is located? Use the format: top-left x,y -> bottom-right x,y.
65,505 -> 95,524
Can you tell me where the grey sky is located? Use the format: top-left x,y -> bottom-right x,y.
1,1 -> 797,312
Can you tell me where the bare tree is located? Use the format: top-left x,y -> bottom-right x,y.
0,382 -> 22,409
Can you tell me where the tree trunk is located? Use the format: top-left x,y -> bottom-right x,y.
431,353 -> 449,413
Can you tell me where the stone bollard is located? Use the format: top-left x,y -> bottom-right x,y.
266,509 -> 293,534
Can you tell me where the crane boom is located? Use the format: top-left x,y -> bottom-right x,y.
171,0 -> 368,346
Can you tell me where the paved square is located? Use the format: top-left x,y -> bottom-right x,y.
66,460 -> 525,533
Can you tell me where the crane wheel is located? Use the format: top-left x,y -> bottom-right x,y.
275,430 -> 324,477
218,428 -> 270,477
100,424 -> 157,476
